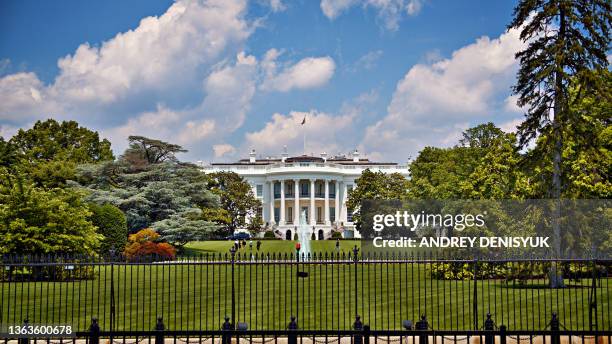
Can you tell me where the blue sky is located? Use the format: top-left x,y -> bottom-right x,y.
0,0 -> 525,163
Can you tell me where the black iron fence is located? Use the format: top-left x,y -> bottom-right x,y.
0,251 -> 610,334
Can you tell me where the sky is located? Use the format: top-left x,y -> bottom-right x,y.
0,0 -> 527,163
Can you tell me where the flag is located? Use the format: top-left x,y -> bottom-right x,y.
301,116 -> 306,125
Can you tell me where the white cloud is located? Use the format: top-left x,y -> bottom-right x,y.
499,118 -> 522,133
406,0 -> 422,15
260,52 -> 335,92
363,28 -> 525,160
201,51 -> 258,131
49,0 -> 251,105
320,0 -> 357,19
348,50 -> 383,72
320,0 -> 423,30
245,90 -> 377,157
245,110 -> 355,155
265,0 -> 286,12
0,0 -> 253,159
213,143 -> 237,158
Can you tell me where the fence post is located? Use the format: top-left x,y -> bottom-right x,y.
155,317 -> 165,344
353,315 -> 363,344
416,315 -> 428,344
473,259 -> 478,330
550,313 -> 560,344
499,325 -> 506,344
364,324 -> 370,344
353,246 -> 359,317
222,316 -> 232,344
89,317 -> 100,344
589,258 -> 597,330
484,313 -> 494,344
109,249 -> 116,333
288,316 -> 298,344
230,246 -> 236,329
18,319 -> 28,344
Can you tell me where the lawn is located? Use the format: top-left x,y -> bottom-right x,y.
1,241 -> 610,333
183,240 -> 361,255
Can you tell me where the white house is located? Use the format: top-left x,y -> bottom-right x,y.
201,149 -> 409,240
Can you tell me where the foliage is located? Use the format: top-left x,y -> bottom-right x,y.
0,174 -> 102,256
152,208 -> 219,249
9,119 -> 114,188
346,169 -> 410,228
122,135 -> 187,167
508,0 -> 610,199
330,231 -> 342,239
89,203 -> 128,255
74,137 -> 220,235
123,228 -> 176,261
206,171 -> 262,233
263,231 -> 277,239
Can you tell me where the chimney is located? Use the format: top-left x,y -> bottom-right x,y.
321,152 -> 328,162
249,149 -> 256,163
352,149 -> 360,162
281,145 -> 288,162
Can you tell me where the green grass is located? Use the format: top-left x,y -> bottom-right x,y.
1,241 -> 610,332
183,240 -> 360,255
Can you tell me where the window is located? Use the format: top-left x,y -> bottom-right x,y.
286,182 -> 294,197
256,207 -> 263,218
274,207 -> 280,223
300,181 -> 309,197
316,207 -> 322,223
347,184 -> 354,193
329,183 -> 336,198
256,184 -> 263,197
315,183 -> 324,198
347,210 -> 354,222
287,207 -> 293,222
330,207 -> 336,222
274,182 -> 280,199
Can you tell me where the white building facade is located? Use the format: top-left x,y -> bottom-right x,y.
202,150 -> 409,240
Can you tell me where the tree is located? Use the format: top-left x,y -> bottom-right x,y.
75,137 -> 220,233
122,136 -> 187,167
0,137 -> 18,170
123,228 -> 176,261
508,0 -> 610,200
207,171 -> 261,233
9,119 -> 114,188
89,203 -> 128,255
0,175 -> 102,256
152,208 -> 219,249
346,169 -> 410,229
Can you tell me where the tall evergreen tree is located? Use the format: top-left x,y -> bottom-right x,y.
509,0 -> 610,199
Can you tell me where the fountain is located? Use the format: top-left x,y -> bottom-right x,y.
296,209 -> 311,260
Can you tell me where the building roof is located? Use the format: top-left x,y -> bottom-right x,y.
210,154 -> 398,166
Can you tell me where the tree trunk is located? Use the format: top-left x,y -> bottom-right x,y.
550,1 -> 566,288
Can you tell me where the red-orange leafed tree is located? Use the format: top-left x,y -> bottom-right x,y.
123,228 -> 176,261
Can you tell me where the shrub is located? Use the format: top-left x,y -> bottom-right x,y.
123,228 -> 176,261
263,231 -> 276,239
89,203 -> 128,255
330,231 -> 342,239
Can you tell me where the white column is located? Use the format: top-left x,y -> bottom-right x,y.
280,180 -> 285,225
294,179 -> 300,225
310,179 -> 316,225
341,182 -> 348,223
334,180 -> 340,225
269,181 -> 276,225
324,180 -> 330,225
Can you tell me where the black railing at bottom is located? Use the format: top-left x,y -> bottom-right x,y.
3,316 -> 612,344
12,329 -> 610,344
